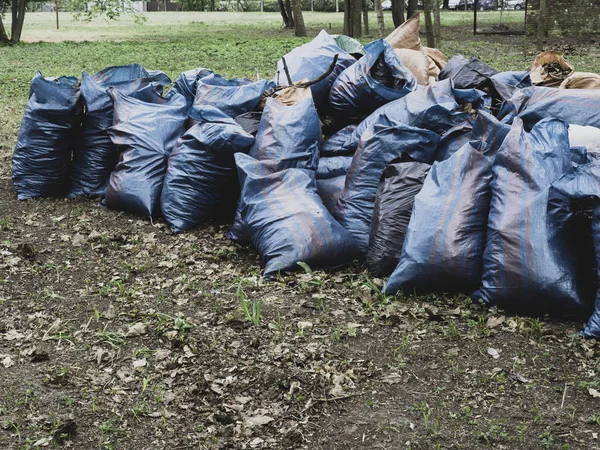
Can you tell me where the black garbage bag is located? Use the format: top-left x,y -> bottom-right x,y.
192,74 -> 273,118
347,79 -> 490,153
367,158 -> 431,278
12,71 -> 81,200
384,142 -> 495,296
170,67 -> 213,109
329,39 -> 417,126
234,111 -> 262,136
226,97 -> 321,244
104,88 -> 188,218
321,125 -> 357,157
473,118 -> 589,316
69,65 -> 171,198
333,122 -> 439,253
235,153 -> 361,278
160,106 -> 255,232
499,86 -> 600,128
317,175 -> 346,215
550,162 -> 600,336
275,30 -> 355,109
317,156 -> 353,179
437,54 -> 498,91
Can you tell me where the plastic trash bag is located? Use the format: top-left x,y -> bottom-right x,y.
347,79 -> 490,152
438,54 -> 498,91
473,118 -> 588,316
321,125 -> 357,157
69,65 -> 171,198
333,34 -> 365,58
160,106 -> 255,232
170,67 -> 213,109
227,97 -> 321,244
275,30 -> 355,108
367,158 -> 431,277
384,142 -> 494,296
317,175 -> 346,215
12,71 -> 81,200
317,156 -> 353,179
329,39 -> 417,125
499,86 -> 600,128
192,74 -> 273,118
434,121 -> 473,162
333,122 -> 439,253
235,153 -> 361,278
234,111 -> 262,136
104,88 -> 188,218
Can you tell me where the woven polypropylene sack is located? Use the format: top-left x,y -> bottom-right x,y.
321,125 -> 357,157
437,54 -> 498,91
317,175 -> 346,215
226,97 -> 321,244
367,159 -> 431,278
12,71 -> 81,200
317,156 -> 353,179
473,118 -> 588,316
69,65 -> 171,198
235,153 -> 361,278
192,74 -> 273,118
329,39 -> 417,126
275,30 -> 355,109
104,88 -> 187,218
170,67 -> 213,109
384,143 -> 494,296
333,122 -> 439,253
160,106 -> 255,232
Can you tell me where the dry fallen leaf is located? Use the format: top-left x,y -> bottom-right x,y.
487,348 -> 500,359
244,415 -> 274,427
126,323 -> 147,337
588,387 -> 600,398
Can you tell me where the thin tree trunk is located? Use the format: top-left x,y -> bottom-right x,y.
423,0 -> 435,47
363,0 -> 369,35
433,0 -> 441,47
292,0 -> 306,36
537,0 -> 547,51
407,0 -> 417,18
284,0 -> 295,28
344,0 -> 362,37
374,0 -> 385,37
391,0 -> 404,27
278,0 -> 293,27
0,17 -> 9,44
11,0 -> 27,44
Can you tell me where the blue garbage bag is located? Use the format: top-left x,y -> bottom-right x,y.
321,125 -> 357,157
329,39 -> 417,126
235,153 -> 361,278
437,54 -> 498,91
434,121 -> 473,162
104,88 -> 188,218
317,156 -> 353,179
160,106 -> 255,232
347,79 -> 490,152
469,109 -> 510,153
367,158 -> 431,278
499,86 -> 600,128
551,162 -> 600,335
490,70 -> 531,101
170,67 -> 213,109
275,30 -> 355,108
12,71 -> 82,200
69,65 -> 171,198
333,122 -> 439,253
317,175 -> 346,215
227,97 -> 321,244
384,142 -> 495,296
192,73 -> 273,118
473,117 -> 589,316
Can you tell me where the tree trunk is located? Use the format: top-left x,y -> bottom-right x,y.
363,0 -> 369,35
292,0 -> 307,36
0,17 -> 9,44
278,0 -> 293,27
406,0 -> 417,18
391,0 -> 404,27
423,0 -> 435,47
374,0 -> 385,37
284,0 -> 295,28
537,0 -> 547,51
433,0 -> 441,47
10,0 -> 27,44
343,0 -> 362,37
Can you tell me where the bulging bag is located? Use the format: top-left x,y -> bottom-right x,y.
12,71 -> 81,200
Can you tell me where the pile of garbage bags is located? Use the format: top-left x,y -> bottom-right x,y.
11,15 -> 600,337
